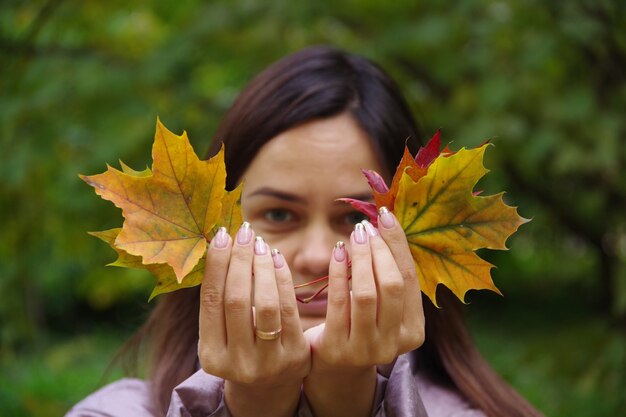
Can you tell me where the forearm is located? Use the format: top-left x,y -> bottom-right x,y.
303,364 -> 377,417
224,379 -> 302,417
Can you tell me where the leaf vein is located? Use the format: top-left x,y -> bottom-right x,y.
108,175 -> 197,234
163,134 -> 203,234
410,241 -> 481,279
405,150 -> 482,232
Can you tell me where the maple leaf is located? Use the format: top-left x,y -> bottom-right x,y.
82,119 -> 242,288
89,181 -> 242,300
348,134 -> 528,306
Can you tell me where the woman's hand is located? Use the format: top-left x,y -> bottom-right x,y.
303,207 -> 425,417
198,223 -> 310,417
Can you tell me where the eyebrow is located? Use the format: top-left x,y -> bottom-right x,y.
247,187 -> 307,204
246,187 -> 374,205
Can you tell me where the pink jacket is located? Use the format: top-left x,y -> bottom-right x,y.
66,353 -> 485,417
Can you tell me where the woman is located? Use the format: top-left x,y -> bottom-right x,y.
67,46 -> 542,417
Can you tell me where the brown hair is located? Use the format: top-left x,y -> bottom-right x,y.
125,46 -> 542,416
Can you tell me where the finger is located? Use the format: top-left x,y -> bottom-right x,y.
253,237 -> 282,348
200,227 -> 231,349
224,222 -> 255,347
324,241 -> 350,342
349,223 -> 377,340
377,207 -> 424,341
362,220 -> 404,342
271,249 -> 303,345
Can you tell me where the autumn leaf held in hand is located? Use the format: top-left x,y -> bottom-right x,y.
81,119 -> 242,298
344,132 -> 529,306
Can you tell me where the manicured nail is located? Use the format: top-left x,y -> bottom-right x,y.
255,236 -> 268,255
271,248 -> 284,268
379,206 -> 395,229
236,222 -> 252,245
361,220 -> 378,237
333,241 -> 346,262
353,223 -> 367,244
213,227 -> 229,248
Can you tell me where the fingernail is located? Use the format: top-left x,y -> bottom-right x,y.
255,236 -> 268,255
361,220 -> 378,237
353,223 -> 367,244
333,241 -> 346,262
271,248 -> 284,268
379,206 -> 395,229
213,227 -> 229,248
236,222 -> 252,245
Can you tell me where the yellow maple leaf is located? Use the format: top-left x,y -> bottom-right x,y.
393,144 -> 529,306
81,119 -> 241,285
342,134 -> 529,306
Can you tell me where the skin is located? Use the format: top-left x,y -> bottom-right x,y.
198,113 -> 425,417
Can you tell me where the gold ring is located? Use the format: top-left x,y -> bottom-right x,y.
255,327 -> 282,341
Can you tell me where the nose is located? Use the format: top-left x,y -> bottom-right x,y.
291,221 -> 337,278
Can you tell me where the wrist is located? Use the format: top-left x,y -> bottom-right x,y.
310,352 -> 375,375
225,379 -> 302,417
303,365 -> 377,417
306,362 -> 376,387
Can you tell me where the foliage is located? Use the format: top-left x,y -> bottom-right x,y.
1,0 -> 624,416
82,120 -> 242,298
394,145 -> 527,304
347,135 -> 528,305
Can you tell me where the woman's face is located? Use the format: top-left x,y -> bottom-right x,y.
241,113 -> 385,330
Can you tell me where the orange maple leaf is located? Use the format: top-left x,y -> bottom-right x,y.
81,119 -> 242,285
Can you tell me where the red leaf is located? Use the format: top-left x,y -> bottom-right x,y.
337,198 -> 378,227
361,169 -> 389,194
415,130 -> 441,168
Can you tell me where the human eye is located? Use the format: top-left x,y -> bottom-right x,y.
264,209 -> 294,223
342,210 -> 369,226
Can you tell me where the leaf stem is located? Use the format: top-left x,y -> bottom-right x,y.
293,275 -> 329,289
296,284 -> 329,304
295,261 -> 352,304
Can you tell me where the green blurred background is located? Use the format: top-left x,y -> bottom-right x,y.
1,0 -> 625,415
